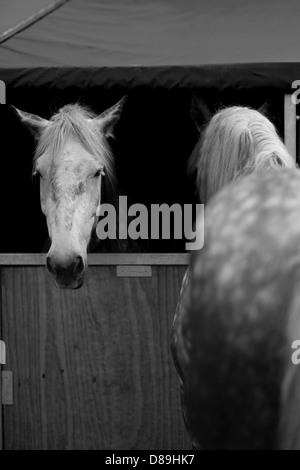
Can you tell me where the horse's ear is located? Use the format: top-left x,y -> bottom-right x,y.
190,96 -> 212,132
258,102 -> 270,116
11,106 -> 49,135
94,96 -> 127,139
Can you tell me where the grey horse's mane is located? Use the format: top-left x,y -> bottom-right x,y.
33,103 -> 115,182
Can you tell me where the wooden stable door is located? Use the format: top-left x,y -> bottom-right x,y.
0,257 -> 191,450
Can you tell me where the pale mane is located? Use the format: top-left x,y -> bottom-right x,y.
33,103 -> 115,182
189,106 -> 295,203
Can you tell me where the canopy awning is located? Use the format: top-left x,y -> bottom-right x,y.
0,0 -> 300,91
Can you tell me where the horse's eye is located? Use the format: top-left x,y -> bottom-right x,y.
34,170 -> 42,179
94,170 -> 101,178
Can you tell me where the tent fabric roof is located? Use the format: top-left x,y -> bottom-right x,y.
1,0 -> 300,91
0,0 -> 68,43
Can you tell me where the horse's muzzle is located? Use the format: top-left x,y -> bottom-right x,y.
46,255 -> 85,289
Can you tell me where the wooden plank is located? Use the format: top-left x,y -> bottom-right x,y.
284,94 -> 296,160
0,253 -> 190,266
2,265 -> 191,450
0,80 -> 5,104
0,254 -> 45,265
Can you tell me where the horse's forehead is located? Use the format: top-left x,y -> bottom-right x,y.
60,140 -> 97,162
37,140 -> 99,174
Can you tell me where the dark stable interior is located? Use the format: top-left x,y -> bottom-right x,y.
0,85 -> 290,253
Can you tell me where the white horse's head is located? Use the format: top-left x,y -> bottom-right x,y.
188,104 -> 296,204
14,98 -> 125,289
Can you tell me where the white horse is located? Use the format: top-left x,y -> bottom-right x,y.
14,98 -> 126,289
171,103 -> 296,448
186,168 -> 300,449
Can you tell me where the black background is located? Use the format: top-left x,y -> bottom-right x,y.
0,85 -> 288,252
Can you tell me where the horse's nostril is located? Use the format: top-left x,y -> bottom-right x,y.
46,255 -> 84,284
46,256 -> 57,276
74,256 -> 84,276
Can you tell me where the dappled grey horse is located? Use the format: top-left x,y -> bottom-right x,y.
14,98 -> 126,289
